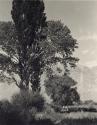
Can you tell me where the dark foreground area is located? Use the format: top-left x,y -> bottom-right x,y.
59,118 -> 97,125
1,92 -> 97,125
1,117 -> 97,125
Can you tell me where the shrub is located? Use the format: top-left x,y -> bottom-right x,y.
0,100 -> 25,125
11,90 -> 45,112
0,91 -> 55,125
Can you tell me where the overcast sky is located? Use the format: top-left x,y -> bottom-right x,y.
0,0 -> 97,67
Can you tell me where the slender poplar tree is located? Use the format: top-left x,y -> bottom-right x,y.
11,0 -> 47,91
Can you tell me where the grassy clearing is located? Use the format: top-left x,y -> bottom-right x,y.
46,111 -> 97,125
36,111 -> 97,125
61,112 -> 97,119
37,111 -> 97,120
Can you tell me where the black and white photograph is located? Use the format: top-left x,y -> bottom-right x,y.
0,0 -> 97,125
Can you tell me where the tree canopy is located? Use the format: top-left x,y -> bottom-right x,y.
45,74 -> 80,106
0,20 -> 79,87
42,21 -> 80,106
11,0 -> 47,91
0,1 -> 79,106
40,21 -> 79,74
0,0 -> 47,91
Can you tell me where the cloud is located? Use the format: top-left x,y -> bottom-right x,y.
81,50 -> 96,56
84,60 -> 97,68
91,50 -> 96,55
78,33 -> 97,41
82,50 -> 89,55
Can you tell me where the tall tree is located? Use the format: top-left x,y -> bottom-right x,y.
0,20 -> 79,94
42,21 -> 80,106
11,0 -> 47,91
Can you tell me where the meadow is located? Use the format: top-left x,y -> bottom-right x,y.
45,112 -> 97,125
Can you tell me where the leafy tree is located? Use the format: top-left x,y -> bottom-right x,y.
45,75 -> 80,106
0,0 -> 47,91
0,19 -> 79,106
11,0 -> 47,91
0,22 -> 19,85
42,21 -> 80,106
40,21 -> 79,73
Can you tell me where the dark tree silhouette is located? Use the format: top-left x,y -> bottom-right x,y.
11,0 -> 47,90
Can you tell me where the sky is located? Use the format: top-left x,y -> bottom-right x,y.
0,0 -> 97,67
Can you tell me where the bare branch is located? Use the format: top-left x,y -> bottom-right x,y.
11,75 -> 20,88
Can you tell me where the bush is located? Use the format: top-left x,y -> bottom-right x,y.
0,100 -> 25,125
11,90 -> 45,112
0,91 -> 55,125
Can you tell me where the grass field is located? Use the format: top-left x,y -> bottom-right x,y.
36,111 -> 97,125
50,112 -> 97,125
60,112 -> 97,125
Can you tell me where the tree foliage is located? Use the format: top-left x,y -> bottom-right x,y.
0,20 -> 80,105
40,21 -> 79,73
0,0 -> 47,91
45,75 -> 80,106
11,0 -> 47,91
41,21 -> 80,106
0,22 -> 20,86
0,3 -> 79,107
0,20 -> 78,88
